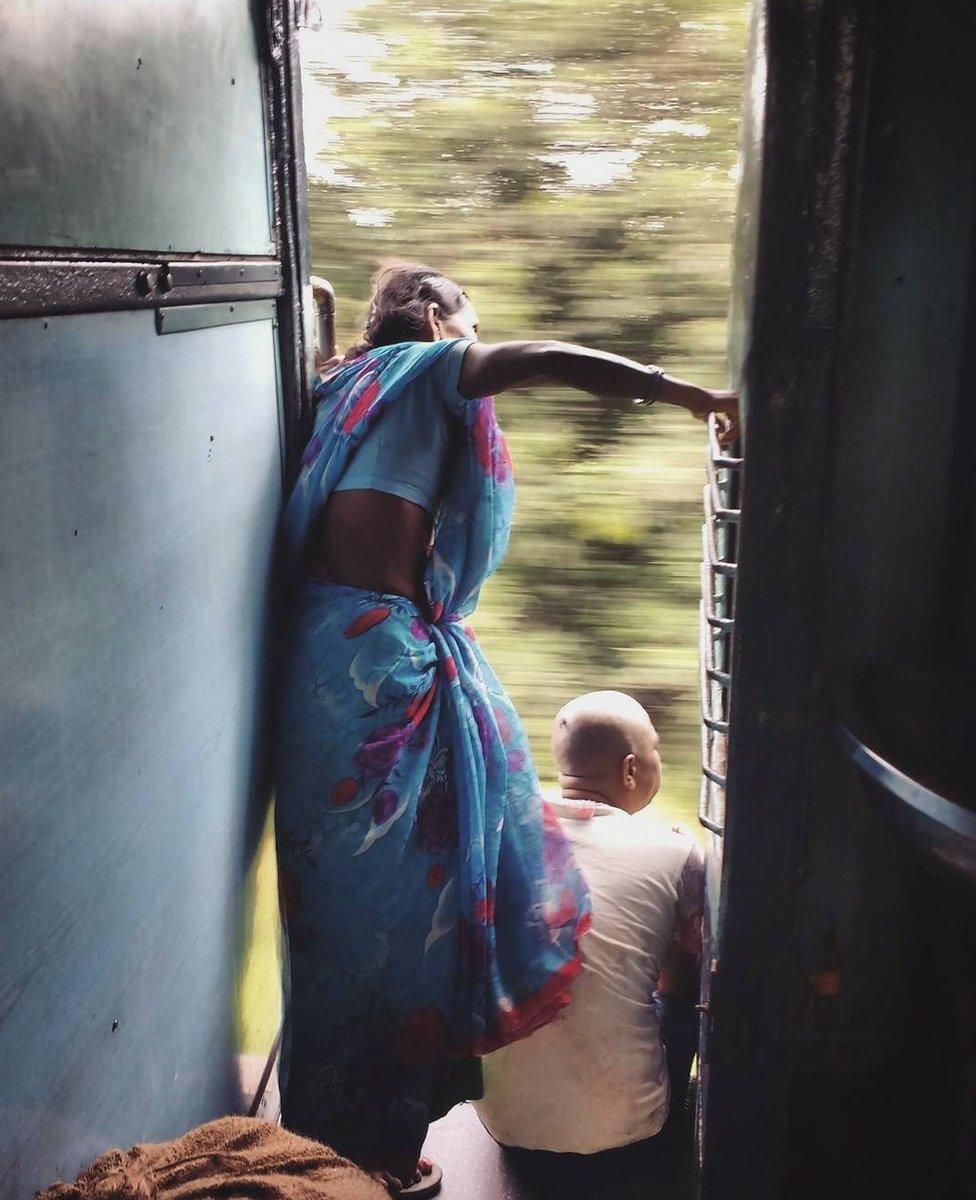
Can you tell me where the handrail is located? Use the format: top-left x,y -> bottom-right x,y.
698,413 -> 742,838
247,1025 -> 283,1118
701,563 -> 736,634
705,457 -> 741,523
837,724 -> 976,843
699,777 -> 725,836
702,517 -> 738,578
310,275 -> 337,361
708,481 -> 741,524
699,603 -> 731,731
707,416 -> 743,470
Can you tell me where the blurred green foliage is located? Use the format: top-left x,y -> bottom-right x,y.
302,0 -> 746,825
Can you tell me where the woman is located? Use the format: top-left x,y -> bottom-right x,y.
275,261 -> 736,1195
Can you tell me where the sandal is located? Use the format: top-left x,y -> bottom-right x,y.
396,1161 -> 443,1199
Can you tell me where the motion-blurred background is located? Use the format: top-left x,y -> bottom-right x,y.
301,0 -> 746,825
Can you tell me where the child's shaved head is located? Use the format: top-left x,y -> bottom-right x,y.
552,691 -> 662,813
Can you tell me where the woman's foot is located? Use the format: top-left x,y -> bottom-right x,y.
370,1158 -> 442,1198
396,1158 -> 442,1198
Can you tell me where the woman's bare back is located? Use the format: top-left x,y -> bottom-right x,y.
309,489 -> 433,606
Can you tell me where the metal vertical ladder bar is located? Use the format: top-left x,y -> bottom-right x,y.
699,416 -> 742,837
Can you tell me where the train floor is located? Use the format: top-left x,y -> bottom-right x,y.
240,1057 -> 693,1198
422,1102 -> 693,1200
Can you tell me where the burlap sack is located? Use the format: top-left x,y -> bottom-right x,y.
34,1116 -> 389,1200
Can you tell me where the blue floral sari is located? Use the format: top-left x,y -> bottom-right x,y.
275,339 -> 591,1169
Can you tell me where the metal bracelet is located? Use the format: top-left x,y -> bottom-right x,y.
633,367 -> 665,406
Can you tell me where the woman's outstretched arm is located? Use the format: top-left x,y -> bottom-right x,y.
458,339 -> 737,417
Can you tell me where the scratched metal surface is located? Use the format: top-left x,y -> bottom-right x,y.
0,310 -> 282,1199
0,0 -> 274,255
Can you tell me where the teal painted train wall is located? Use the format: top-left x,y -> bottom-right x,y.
0,3 -> 294,1195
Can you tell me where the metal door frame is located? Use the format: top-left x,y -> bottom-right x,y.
695,2 -> 877,1196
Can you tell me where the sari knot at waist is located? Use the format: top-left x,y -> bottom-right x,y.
304,577 -> 470,631
278,572 -> 590,1058
276,341 -> 591,1133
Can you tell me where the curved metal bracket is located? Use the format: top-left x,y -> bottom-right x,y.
837,724 -> 976,840
310,275 -> 337,361
837,723 -> 976,884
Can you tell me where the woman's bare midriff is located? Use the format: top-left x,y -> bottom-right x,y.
308,489 -> 433,607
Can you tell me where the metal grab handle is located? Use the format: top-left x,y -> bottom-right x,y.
702,516 -> 738,578
699,776 -> 725,836
701,562 -> 735,634
707,413 -> 743,470
705,464 -> 741,524
699,601 -> 732,718
699,600 -> 729,841
700,701 -> 727,786
837,724 -> 976,843
310,276 -> 337,362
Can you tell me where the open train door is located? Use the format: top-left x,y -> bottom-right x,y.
693,2 -> 882,1196
696,0 -> 976,1195
0,3 -> 312,1195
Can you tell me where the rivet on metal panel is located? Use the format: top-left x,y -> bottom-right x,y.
157,266 -> 173,294
135,270 -> 153,297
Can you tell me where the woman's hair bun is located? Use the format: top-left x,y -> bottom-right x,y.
346,259 -> 466,357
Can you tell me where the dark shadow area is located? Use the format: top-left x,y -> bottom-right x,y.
423,1091 -> 694,1200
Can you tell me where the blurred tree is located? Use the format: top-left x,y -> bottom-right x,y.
301,0 -> 746,821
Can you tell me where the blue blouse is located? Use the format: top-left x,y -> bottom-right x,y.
333,337 -> 472,514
